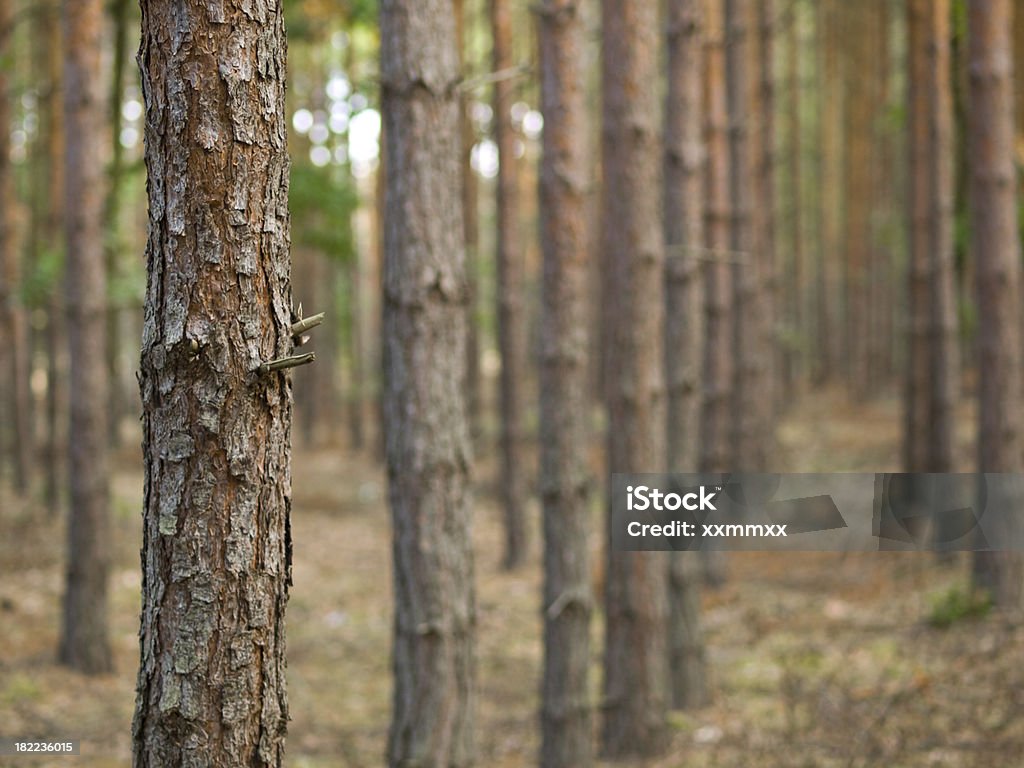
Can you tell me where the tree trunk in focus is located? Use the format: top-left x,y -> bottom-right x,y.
132,0 -> 294,762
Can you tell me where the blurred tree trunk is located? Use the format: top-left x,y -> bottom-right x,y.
967,0 -> 1024,605
664,0 -> 709,711
817,0 -> 842,384
759,0 -> 779,411
843,1 -> 872,400
456,0 -> 482,449
904,0 -> 931,472
537,3 -> 593,764
59,0 -> 111,675
0,0 -> 32,496
105,0 -> 130,447
783,1 -> 801,396
347,248 -> 365,451
600,0 -> 669,758
132,1 -> 294,762
700,0 -> 733,474
927,0 -> 958,474
492,0 -> 528,569
42,3 -> 65,517
380,2 -> 476,765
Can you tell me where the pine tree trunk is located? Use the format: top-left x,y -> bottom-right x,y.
456,0 -> 483,450
0,0 -> 33,496
817,0 -> 842,385
664,0 -> 709,712
380,3 -> 476,765
600,0 -> 669,757
492,0 -> 528,570
785,1 -> 802,395
537,5 -> 593,764
904,0 -> 932,472
59,0 -> 112,676
132,1 -> 294,762
927,0 -> 958,474
700,0 -> 733,474
967,0 -> 1024,605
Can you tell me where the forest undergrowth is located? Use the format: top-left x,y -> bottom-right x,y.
1,387 -> 1021,768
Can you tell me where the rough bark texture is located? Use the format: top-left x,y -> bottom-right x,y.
700,0 -> 733,474
492,0 -> 528,570
132,1 -> 294,763
664,0 -> 709,712
538,5 -> 593,764
967,0 -> 1024,605
601,0 -> 669,758
380,2 -> 476,765
59,0 -> 112,676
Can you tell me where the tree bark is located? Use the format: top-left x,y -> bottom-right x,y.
132,1 -> 294,763
537,4 -> 593,764
967,0 -> 1024,605
664,0 -> 709,712
380,2 -> 476,765
59,0 -> 112,676
700,0 -> 733,474
601,0 -> 669,757
927,0 -> 958,474
492,0 -> 528,570
0,0 -> 33,496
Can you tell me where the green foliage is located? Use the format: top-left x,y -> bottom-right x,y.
927,584 -> 991,629
21,244 -> 63,310
289,162 -> 359,263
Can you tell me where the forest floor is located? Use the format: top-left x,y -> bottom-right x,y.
2,387 -> 1024,767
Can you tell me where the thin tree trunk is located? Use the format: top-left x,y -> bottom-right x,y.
380,3 -> 476,765
759,0 -> 779,410
492,0 -> 529,569
457,0 -> 483,450
700,0 -> 733,474
347,245 -> 365,451
785,1 -> 802,395
105,0 -> 130,447
967,0 -> 1024,605
664,0 -> 709,712
0,0 -> 32,496
817,0 -> 842,385
601,0 -> 669,757
60,0 -> 111,675
927,0 -> 958,474
538,4 -> 593,764
904,0 -> 932,473
132,1 -> 294,762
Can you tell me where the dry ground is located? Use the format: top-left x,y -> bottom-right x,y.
2,388 -> 1023,767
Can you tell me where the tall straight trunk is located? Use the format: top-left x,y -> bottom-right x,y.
538,4 -> 593,764
347,246 -> 365,451
59,0 -> 111,675
927,0 -> 958,473
817,0 -> 842,384
457,0 -> 483,449
700,0 -> 733,473
904,0 -> 932,472
664,0 -> 709,712
601,0 -> 669,757
843,1 -> 872,399
727,0 -> 771,468
759,0 -> 779,411
105,0 -> 131,446
42,3 -> 65,517
0,0 -> 32,496
380,3 -> 476,765
785,0 -> 802,394
492,0 -> 528,569
132,1 -> 294,762
967,0 -> 1024,605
